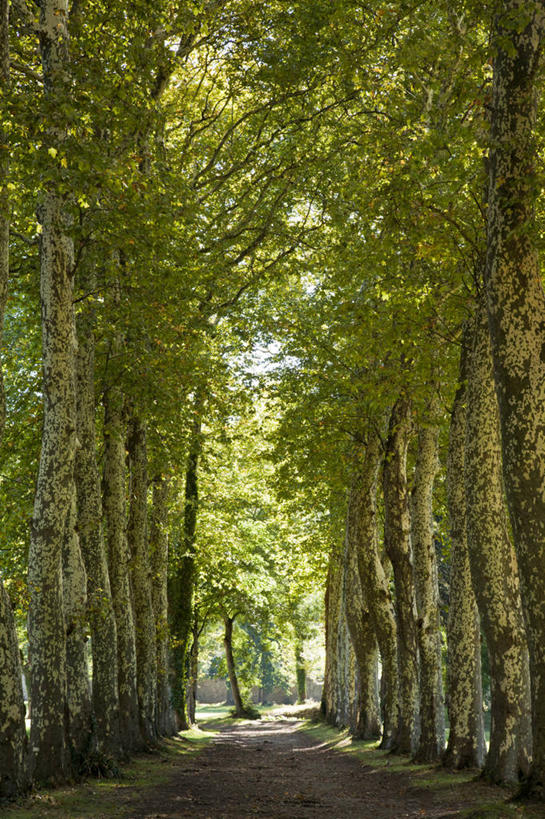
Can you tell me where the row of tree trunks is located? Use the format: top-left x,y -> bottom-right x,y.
0,0 -> 28,798
444,334 -> 486,770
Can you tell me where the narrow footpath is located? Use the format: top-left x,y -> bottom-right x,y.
127,717 -> 512,818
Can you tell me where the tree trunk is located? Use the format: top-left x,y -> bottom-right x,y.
75,287 -> 121,757
383,397 -> 419,754
0,582 -> 28,798
321,554 -> 340,723
295,639 -> 306,704
150,474 -> 176,736
444,334 -> 486,770
485,0 -> 545,798
62,482 -> 93,769
344,482 -> 381,739
170,406 -> 201,729
352,423 -> 399,750
224,616 -> 245,717
0,0 -> 28,798
186,620 -> 199,726
412,413 -> 445,762
127,416 -> 157,744
322,533 -> 362,733
28,0 -> 78,785
465,300 -> 531,784
103,385 -> 142,753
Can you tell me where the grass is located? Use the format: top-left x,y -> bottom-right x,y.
3,724 -> 216,818
6,704 -> 543,818
3,702 -> 281,817
298,719 -> 544,818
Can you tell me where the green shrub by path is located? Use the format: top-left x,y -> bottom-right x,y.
298,720 -> 543,818
3,727 -> 216,819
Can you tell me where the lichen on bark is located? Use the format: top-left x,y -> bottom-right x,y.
444,331 -> 486,771
485,0 -> 545,797
466,300 -> 531,784
412,403 -> 445,762
383,397 -> 419,754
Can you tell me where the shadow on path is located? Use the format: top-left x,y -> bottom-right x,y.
128,718 -> 476,818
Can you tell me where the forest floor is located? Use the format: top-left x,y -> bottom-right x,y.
4,705 -> 544,818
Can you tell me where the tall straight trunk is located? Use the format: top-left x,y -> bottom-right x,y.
444,335 -> 486,770
62,481 -> 92,767
103,385 -> 142,752
127,416 -> 157,744
149,474 -> 175,736
352,423 -> 399,750
0,0 -> 28,798
466,300 -> 531,784
321,546 -> 360,730
224,616 -> 245,717
75,289 -> 120,757
383,397 -> 419,754
186,620 -> 199,726
28,0 -> 76,782
485,1 -> 545,798
295,640 -> 306,704
170,406 -> 202,728
412,413 -> 445,762
344,482 -> 381,739
0,582 -> 28,798
321,554 -> 339,722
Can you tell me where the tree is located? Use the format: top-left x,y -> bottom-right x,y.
485,0 -> 545,797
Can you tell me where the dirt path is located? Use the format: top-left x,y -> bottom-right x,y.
126,718 -> 489,818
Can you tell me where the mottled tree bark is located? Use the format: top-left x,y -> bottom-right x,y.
466,301 -> 531,784
150,474 -> 176,736
321,547 -> 360,732
485,0 -> 545,797
0,582 -> 28,798
344,482 -> 381,739
127,416 -> 157,744
383,397 -> 419,754
352,424 -> 399,749
75,289 -> 121,757
0,0 -> 28,797
103,385 -> 142,753
170,408 -> 201,729
28,0 -> 75,781
412,412 -> 445,762
62,482 -> 93,768
444,336 -> 486,770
